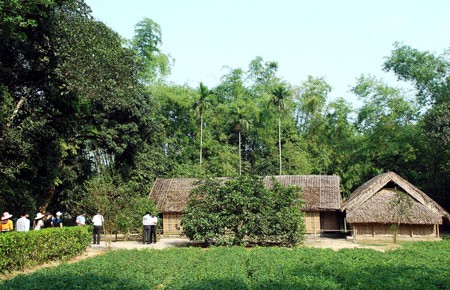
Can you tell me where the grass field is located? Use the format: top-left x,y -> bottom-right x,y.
1,239 -> 449,289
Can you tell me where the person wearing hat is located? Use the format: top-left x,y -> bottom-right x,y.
34,213 -> 45,230
53,211 -> 63,227
1,212 -> 14,233
16,213 -> 30,232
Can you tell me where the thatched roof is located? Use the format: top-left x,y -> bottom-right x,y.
149,175 -> 341,213
263,175 -> 341,211
342,172 -> 449,224
150,178 -> 198,213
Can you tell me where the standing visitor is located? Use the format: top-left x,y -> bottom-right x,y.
16,213 -> 30,232
1,212 -> 14,233
53,211 -> 63,227
92,212 -> 104,245
76,213 -> 86,226
34,213 -> 45,230
142,212 -> 151,244
150,213 -> 158,244
44,213 -> 54,228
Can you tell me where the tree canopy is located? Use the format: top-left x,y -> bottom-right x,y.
1,1 -> 448,221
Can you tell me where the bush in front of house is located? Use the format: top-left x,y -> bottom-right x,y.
181,175 -> 305,246
0,226 -> 91,273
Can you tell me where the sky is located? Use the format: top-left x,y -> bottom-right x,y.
84,0 -> 450,105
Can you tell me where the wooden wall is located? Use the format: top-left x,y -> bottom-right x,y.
305,212 -> 321,234
350,223 -> 437,237
162,212 -> 183,236
320,211 -> 340,231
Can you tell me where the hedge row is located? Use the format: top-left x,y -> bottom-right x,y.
0,226 -> 91,273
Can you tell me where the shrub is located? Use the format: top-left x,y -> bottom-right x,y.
181,175 -> 305,246
0,226 -> 91,273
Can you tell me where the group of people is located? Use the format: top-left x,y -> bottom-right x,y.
2,210 -> 159,246
75,212 -> 104,245
142,212 -> 158,244
1,211 -> 63,233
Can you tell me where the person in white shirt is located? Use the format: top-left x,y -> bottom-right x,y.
142,212 -> 152,244
16,213 -> 30,232
34,213 -> 45,230
150,214 -> 158,244
92,212 -> 104,245
76,213 -> 86,226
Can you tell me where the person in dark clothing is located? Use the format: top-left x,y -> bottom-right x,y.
142,212 -> 151,244
53,211 -> 63,227
150,214 -> 158,244
44,214 -> 54,228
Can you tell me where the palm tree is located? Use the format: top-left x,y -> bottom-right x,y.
193,82 -> 213,167
270,83 -> 292,175
229,103 -> 252,175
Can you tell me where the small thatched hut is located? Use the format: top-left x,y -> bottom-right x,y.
149,175 -> 342,236
342,172 -> 449,239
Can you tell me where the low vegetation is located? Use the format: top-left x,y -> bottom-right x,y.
181,176 -> 305,246
0,227 -> 91,273
1,239 -> 449,289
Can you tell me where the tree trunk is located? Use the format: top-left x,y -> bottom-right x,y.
278,115 -> 282,175
200,115 -> 203,167
6,96 -> 26,128
239,130 -> 242,175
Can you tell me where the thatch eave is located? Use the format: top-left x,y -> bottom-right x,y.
346,189 -> 443,224
342,172 -> 449,221
150,175 -> 342,213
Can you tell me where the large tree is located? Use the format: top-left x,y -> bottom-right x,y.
269,82 -> 292,175
383,44 -> 449,208
193,82 -> 213,168
0,1 -> 164,214
131,17 -> 171,83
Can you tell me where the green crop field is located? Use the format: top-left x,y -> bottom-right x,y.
1,239 -> 449,290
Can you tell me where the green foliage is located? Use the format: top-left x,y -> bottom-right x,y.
0,1 -> 165,215
389,190 -> 413,243
82,174 -> 158,237
131,17 -> 172,83
0,226 -> 90,273
383,42 -> 450,106
181,175 -> 305,246
1,240 -> 450,289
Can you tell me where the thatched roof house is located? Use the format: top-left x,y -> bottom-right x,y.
342,172 -> 449,238
149,175 -> 342,235
264,175 -> 341,211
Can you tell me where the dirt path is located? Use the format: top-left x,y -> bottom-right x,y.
88,237 -> 399,252
303,237 -> 401,251
88,238 -> 191,251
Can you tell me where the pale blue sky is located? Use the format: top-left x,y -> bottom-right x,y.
85,0 -> 449,104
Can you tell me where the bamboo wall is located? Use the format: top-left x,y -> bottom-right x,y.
162,211 -> 341,236
162,212 -> 183,236
350,223 -> 436,237
305,212 -> 321,234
